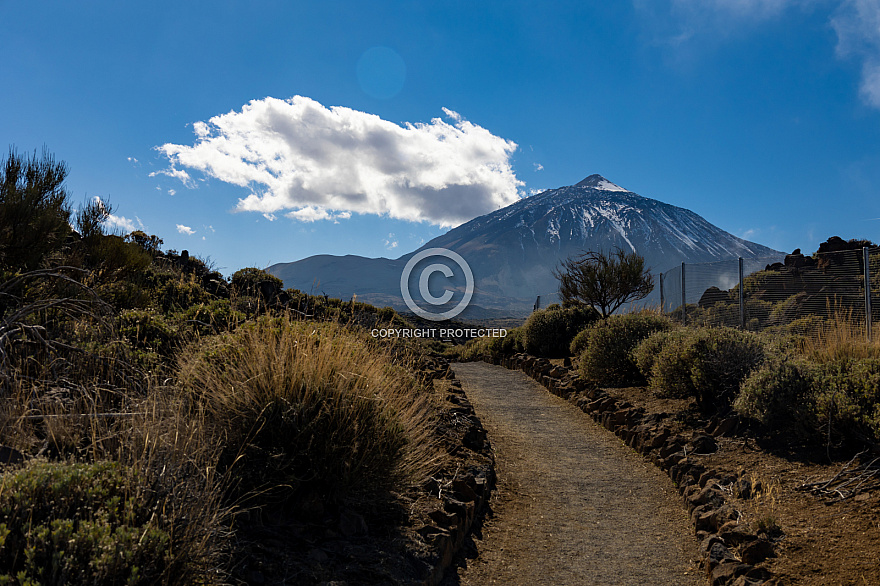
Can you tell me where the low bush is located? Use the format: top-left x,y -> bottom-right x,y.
569,327 -> 591,358
648,326 -> 765,414
813,358 -> 880,445
632,328 -> 688,381
117,309 -> 179,358
456,336 -> 492,362
230,267 -> 283,301
501,326 -> 524,355
155,273 -> 211,313
0,461 -> 187,585
578,311 -> 673,386
172,299 -> 245,335
735,358 -> 818,439
176,317 -> 439,508
736,357 -> 880,446
523,306 -> 598,357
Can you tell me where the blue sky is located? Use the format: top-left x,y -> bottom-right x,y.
4,1 -> 880,275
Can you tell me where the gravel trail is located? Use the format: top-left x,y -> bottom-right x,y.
448,362 -> 700,586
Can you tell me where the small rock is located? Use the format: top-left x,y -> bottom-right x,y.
740,539 -> 775,565
660,440 -> 685,459
690,433 -> 718,454
700,534 -> 726,555
706,541 -> 736,569
719,524 -> 756,546
428,508 -> 458,528
699,469 -> 718,488
710,561 -> 753,586
688,485 -> 725,512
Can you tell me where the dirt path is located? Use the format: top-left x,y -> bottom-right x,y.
447,362 -> 700,586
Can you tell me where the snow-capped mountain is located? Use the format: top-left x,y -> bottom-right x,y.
268,175 -> 783,316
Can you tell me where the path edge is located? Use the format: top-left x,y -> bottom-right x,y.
483,353 -> 783,586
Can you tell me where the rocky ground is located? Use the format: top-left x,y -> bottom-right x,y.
608,386 -> 880,585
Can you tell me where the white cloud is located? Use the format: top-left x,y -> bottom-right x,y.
534,163 -> 544,171
168,189 -> 176,196
832,0 -> 880,108
154,96 -> 522,227
127,156 -> 139,164
176,224 -> 196,235
285,206 -> 352,223
88,196 -> 140,234
103,214 -> 137,233
384,232 -> 399,250
529,188 -> 548,196
150,167 -> 194,186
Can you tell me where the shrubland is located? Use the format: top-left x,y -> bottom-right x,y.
0,148 -> 439,583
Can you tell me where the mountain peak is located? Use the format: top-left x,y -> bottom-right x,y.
575,174 -> 628,192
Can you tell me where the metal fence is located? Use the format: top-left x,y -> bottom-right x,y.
659,248 -> 880,339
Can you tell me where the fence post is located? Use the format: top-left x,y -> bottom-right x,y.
739,257 -> 745,330
681,262 -> 686,325
659,273 -> 664,313
865,247 -> 872,343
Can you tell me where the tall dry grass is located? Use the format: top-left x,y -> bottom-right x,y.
176,316 -> 443,508
799,307 -> 880,364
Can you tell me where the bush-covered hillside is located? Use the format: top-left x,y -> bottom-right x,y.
0,148 -> 439,584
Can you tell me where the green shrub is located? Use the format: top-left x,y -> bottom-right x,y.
649,327 -> 765,413
117,309 -> 178,357
736,357 -> 880,445
172,299 -> 245,335
230,267 -> 283,301
155,273 -> 210,313
176,318 -> 437,508
813,358 -> 880,444
0,461 -> 173,585
457,336 -> 492,361
632,328 -> 687,381
570,328 -> 591,358
377,306 -> 396,322
734,358 -> 818,438
523,306 -> 598,357
502,326 -> 524,354
578,312 -> 673,386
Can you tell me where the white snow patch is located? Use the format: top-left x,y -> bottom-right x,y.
596,179 -> 628,192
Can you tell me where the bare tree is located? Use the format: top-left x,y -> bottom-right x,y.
553,248 -> 654,318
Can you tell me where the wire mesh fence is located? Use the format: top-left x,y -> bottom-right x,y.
659,247 -> 880,337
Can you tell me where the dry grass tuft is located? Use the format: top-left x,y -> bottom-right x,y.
800,308 -> 880,364
177,316 -> 443,508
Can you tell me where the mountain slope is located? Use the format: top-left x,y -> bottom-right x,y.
268,175 -> 783,315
